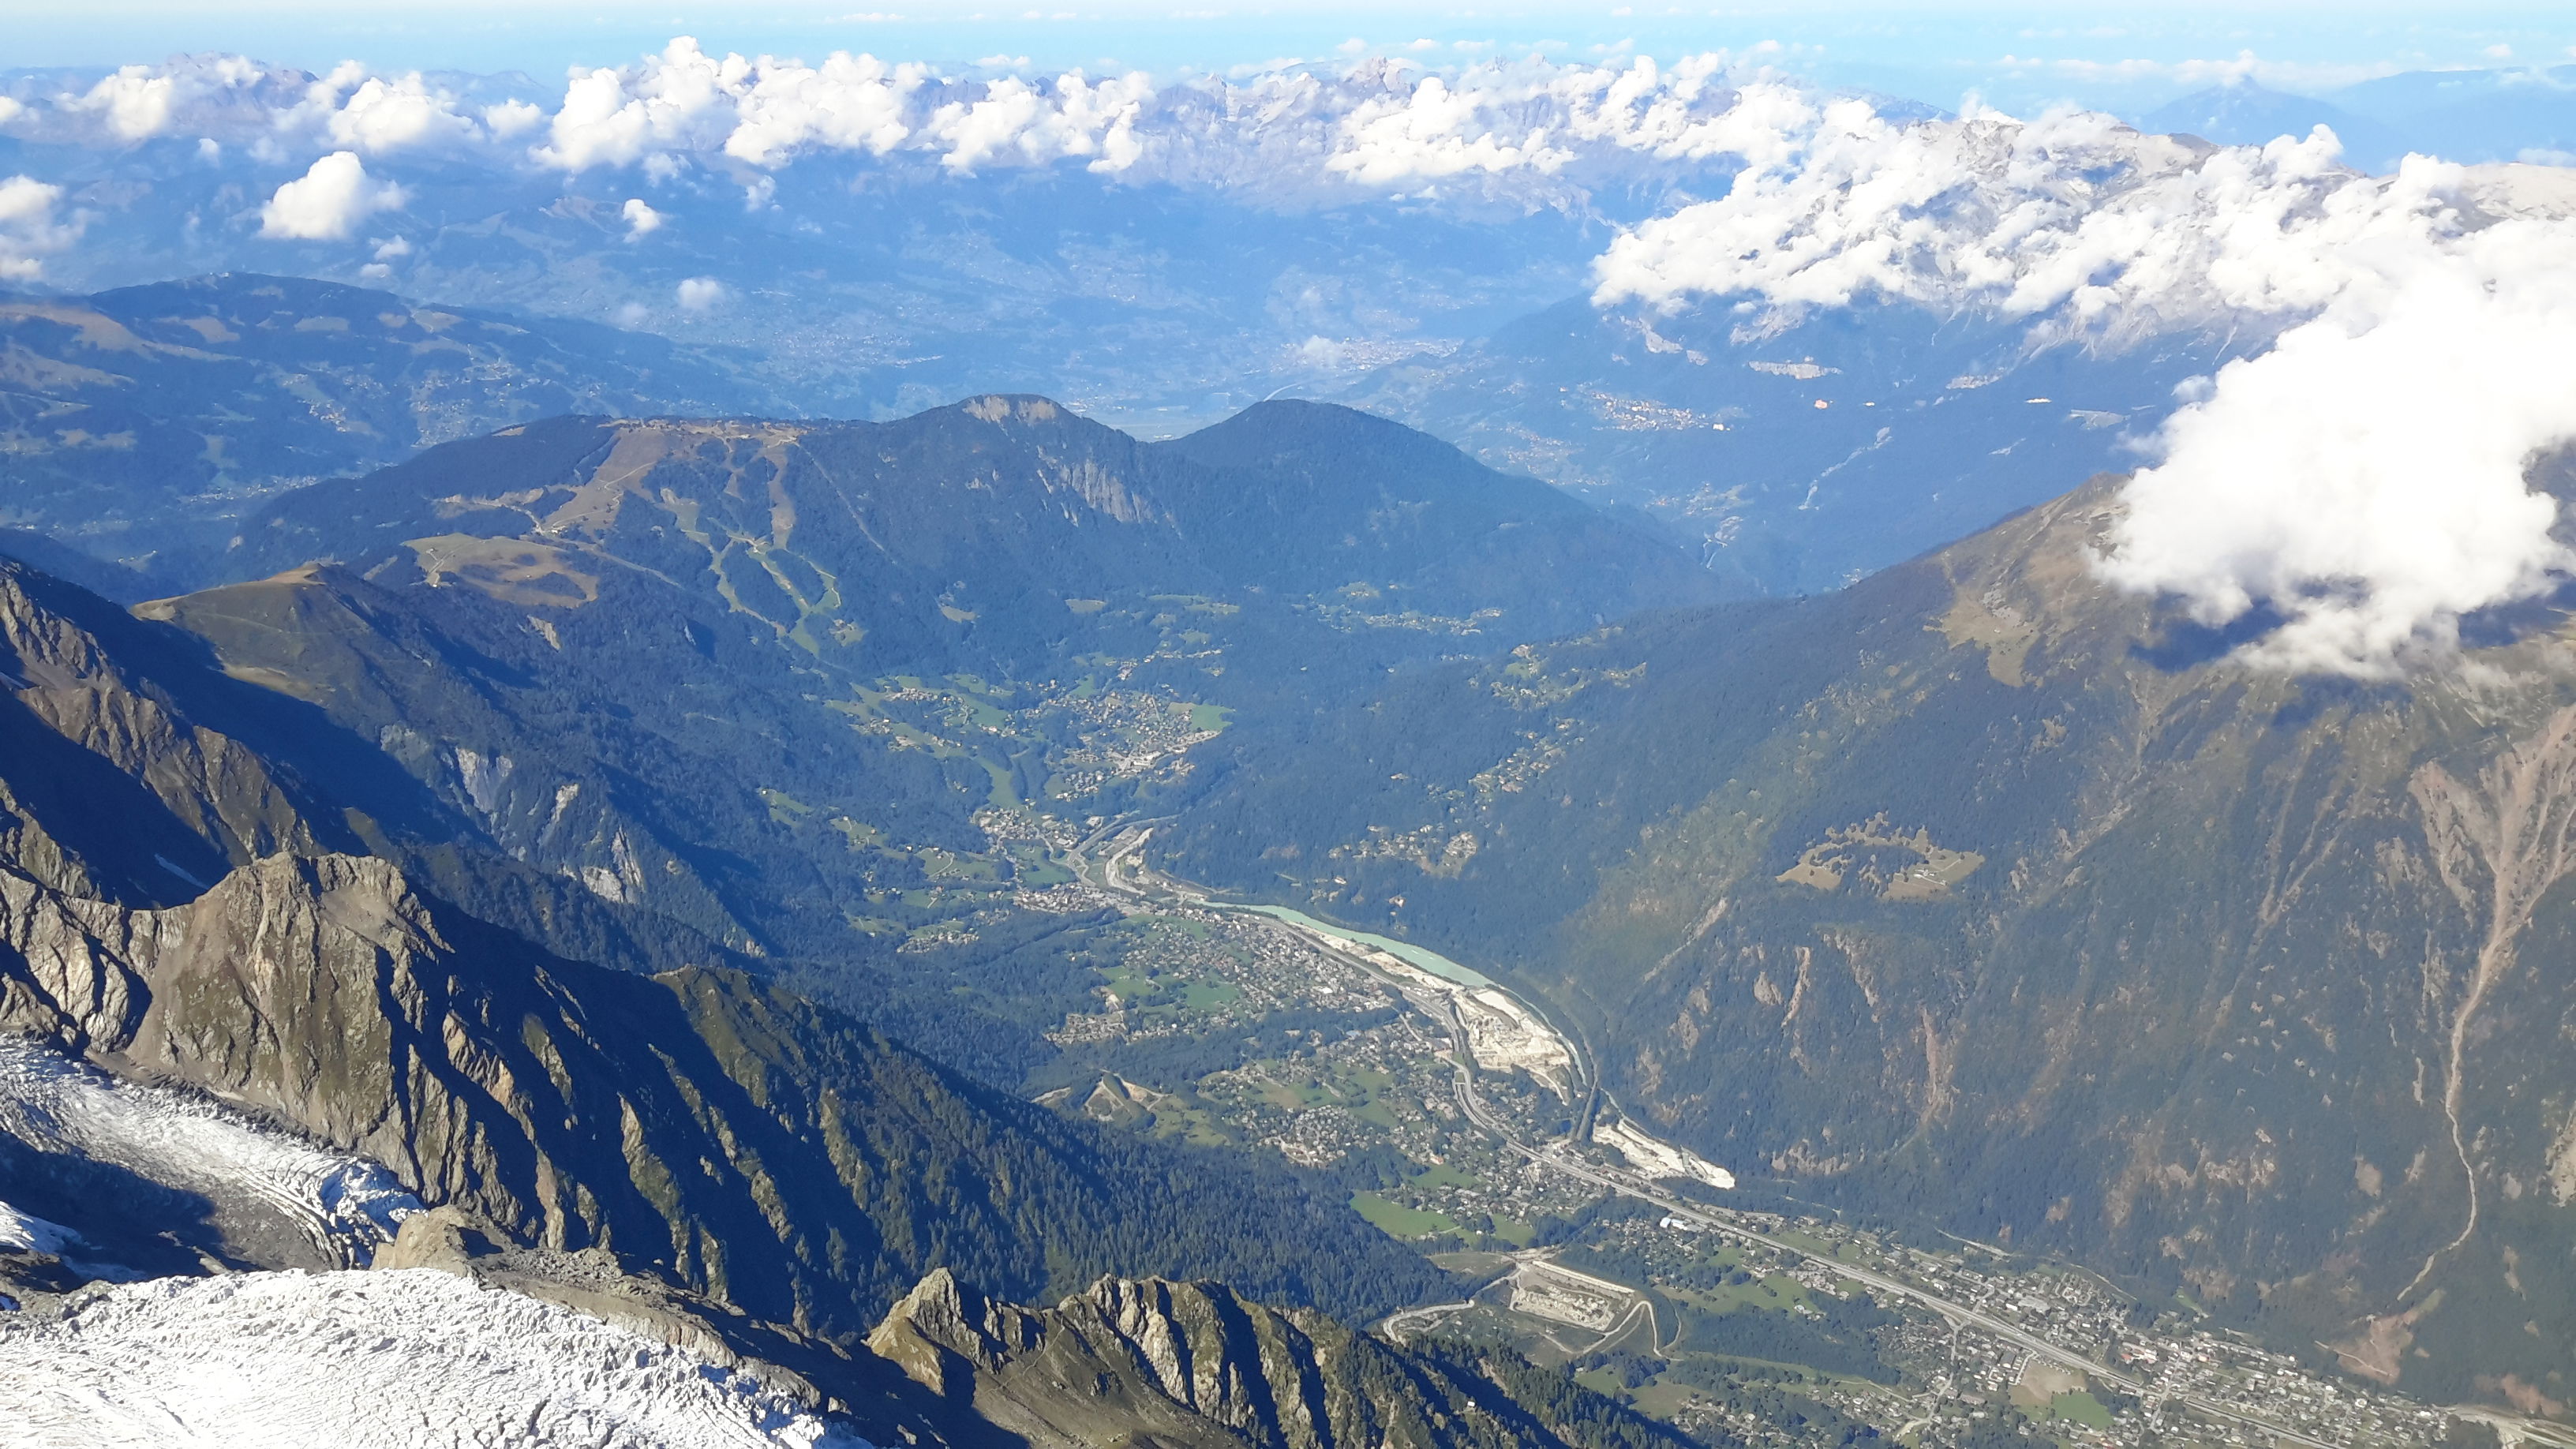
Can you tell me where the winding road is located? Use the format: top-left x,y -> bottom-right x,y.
1059,827 -> 2494,1449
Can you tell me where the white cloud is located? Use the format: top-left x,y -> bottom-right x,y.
1328,73 -> 1571,182
675,275 -> 727,310
1575,92 -> 2576,673
724,50 -> 923,167
2101,214 -> 2576,674
0,46 -> 1866,202
66,66 -> 179,141
485,99 -> 546,139
259,151 -> 407,240
1322,53 -> 1819,190
325,73 -> 481,153
0,175 -> 84,280
922,70 -> 1154,174
538,39 -> 744,172
1590,108 -> 2472,347
0,97 -> 24,129
538,38 -> 927,173
622,197 -> 665,236
51,54 -> 284,146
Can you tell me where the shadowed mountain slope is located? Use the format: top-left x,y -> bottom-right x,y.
0,554 -> 1448,1337
871,1268 -> 1691,1449
1160,470 -> 2576,1403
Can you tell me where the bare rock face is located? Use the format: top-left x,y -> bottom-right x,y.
869,1269 -> 1665,1449
2,851 -> 610,1246
1,552 -> 1451,1347
0,863 -> 165,1053
0,844 -> 905,1334
0,562 -> 319,892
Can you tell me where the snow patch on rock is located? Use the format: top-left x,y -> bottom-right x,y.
0,1197 -> 82,1256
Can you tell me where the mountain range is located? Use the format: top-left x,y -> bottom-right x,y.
0,382 -> 1773,1443
0,273 -> 784,584
5,254 -> 2576,1440
0,475 -> 1722,1447
1159,462 -> 2576,1407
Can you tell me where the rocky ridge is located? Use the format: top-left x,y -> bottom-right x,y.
871,1267 -> 1688,1449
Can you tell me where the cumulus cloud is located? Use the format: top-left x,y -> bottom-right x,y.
2101,213 -> 2576,674
0,176 -> 84,279
259,150 -> 407,239
359,234 -> 409,279
923,71 -> 1153,174
621,197 -> 664,236
1589,107 -> 2477,345
485,99 -> 545,139
48,54 -> 290,146
1575,95 -> 2576,672
1328,73 -> 1571,183
725,50 -> 923,167
675,276 -> 727,311
62,64 -> 182,140
323,73 -> 481,153
1327,53 -> 1808,186
505,41 -> 1807,191
539,39 -> 744,171
538,38 -> 927,172
63,66 -> 181,141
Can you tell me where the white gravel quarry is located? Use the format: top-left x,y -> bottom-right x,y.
0,1268 -> 867,1449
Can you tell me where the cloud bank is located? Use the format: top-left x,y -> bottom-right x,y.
1581,98 -> 2576,673
1589,107 -> 2469,342
2,44 -> 1830,200
9,43 -> 2576,673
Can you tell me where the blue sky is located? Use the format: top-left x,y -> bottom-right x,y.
11,2 -> 2575,117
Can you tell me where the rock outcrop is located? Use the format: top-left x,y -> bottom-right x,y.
0,553 -> 1445,1345
870,1269 -> 1688,1449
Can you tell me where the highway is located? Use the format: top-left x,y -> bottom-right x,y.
1057,829 -> 2406,1449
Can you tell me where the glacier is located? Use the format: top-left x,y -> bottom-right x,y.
0,1268 -> 867,1448
0,1035 -> 421,1268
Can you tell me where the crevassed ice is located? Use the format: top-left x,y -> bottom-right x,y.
0,1036 -> 421,1265
0,1269 -> 869,1449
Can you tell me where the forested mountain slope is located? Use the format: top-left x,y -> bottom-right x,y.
1160,470 -> 2576,1404
227,395 -> 1720,675
69,397 -> 1718,1076
0,553 -> 1447,1336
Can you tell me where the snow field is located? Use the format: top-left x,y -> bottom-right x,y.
0,1268 -> 868,1448
0,1036 -> 421,1264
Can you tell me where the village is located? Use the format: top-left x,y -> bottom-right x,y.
1022,834 -> 2526,1449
